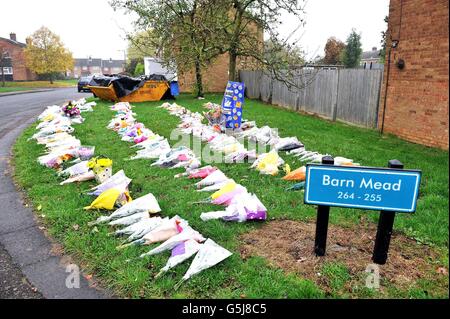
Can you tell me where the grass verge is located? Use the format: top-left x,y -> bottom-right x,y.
12,93 -> 448,298
0,87 -> 34,93
2,79 -> 77,89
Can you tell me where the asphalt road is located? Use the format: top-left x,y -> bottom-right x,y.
0,88 -> 108,299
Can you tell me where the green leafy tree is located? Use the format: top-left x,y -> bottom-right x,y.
134,62 -> 145,76
127,30 -> 158,61
217,0 -> 306,86
112,0 -> 225,98
124,30 -> 158,75
379,16 -> 389,63
264,39 -> 305,68
125,58 -> 140,75
112,0 -> 308,94
24,26 -> 73,84
0,50 -> 8,87
341,28 -> 362,68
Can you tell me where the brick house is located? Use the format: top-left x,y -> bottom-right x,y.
177,19 -> 263,93
0,33 -> 36,81
360,47 -> 384,70
177,53 -> 262,93
69,58 -> 125,78
379,0 -> 449,149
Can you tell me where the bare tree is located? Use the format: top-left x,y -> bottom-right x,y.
111,0 -> 225,97
112,0 -> 311,94
214,0 -> 307,89
1,50 -> 8,87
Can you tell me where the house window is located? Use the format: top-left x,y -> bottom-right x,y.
82,66 -> 88,71
2,67 -> 13,75
3,51 -> 10,58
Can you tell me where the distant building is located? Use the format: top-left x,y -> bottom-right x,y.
301,64 -> 345,71
0,33 -> 36,81
69,58 -> 125,78
361,47 -> 383,70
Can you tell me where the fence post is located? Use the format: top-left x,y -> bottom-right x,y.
374,69 -> 383,128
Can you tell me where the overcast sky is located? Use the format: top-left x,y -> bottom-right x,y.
1,0 -> 389,60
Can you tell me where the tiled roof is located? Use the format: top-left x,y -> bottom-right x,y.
75,58 -> 102,67
361,49 -> 381,60
0,36 -> 26,48
74,58 -> 125,68
101,59 -> 125,68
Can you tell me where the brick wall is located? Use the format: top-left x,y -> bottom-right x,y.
178,19 -> 263,94
0,39 -> 36,81
179,52 -> 262,93
379,0 -> 449,149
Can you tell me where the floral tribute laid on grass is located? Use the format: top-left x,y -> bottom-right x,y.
12,94 -> 448,298
28,99 -> 237,290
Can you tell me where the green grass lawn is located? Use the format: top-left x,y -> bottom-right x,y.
2,79 -> 77,90
12,93 -> 449,298
0,86 -> 34,93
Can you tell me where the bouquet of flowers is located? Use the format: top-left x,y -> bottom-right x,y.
88,156 -> 113,183
62,102 -> 81,117
203,103 -> 225,128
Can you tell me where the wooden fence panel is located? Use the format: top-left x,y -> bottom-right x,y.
239,69 -> 383,128
260,72 -> 273,103
240,70 -> 261,99
303,70 -> 338,119
336,69 -> 383,127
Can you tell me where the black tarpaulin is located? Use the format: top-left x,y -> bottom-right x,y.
89,74 -> 170,98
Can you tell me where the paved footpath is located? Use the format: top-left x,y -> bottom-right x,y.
0,88 -> 110,299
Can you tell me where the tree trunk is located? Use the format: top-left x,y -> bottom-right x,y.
194,59 -> 204,98
49,73 -> 54,84
228,51 -> 237,82
228,8 -> 243,82
0,60 -> 4,87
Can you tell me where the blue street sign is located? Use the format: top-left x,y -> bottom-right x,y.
304,165 -> 421,213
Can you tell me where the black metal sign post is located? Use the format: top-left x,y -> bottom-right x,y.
372,160 -> 404,265
314,155 -> 334,256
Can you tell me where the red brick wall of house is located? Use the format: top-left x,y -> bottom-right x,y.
178,52 -> 262,93
178,19 -> 263,94
0,39 -> 36,81
379,0 -> 449,149
178,53 -> 230,93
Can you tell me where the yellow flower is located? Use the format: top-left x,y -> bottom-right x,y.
87,157 -> 112,169
87,157 -> 97,168
97,158 -> 112,167
284,163 -> 291,174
